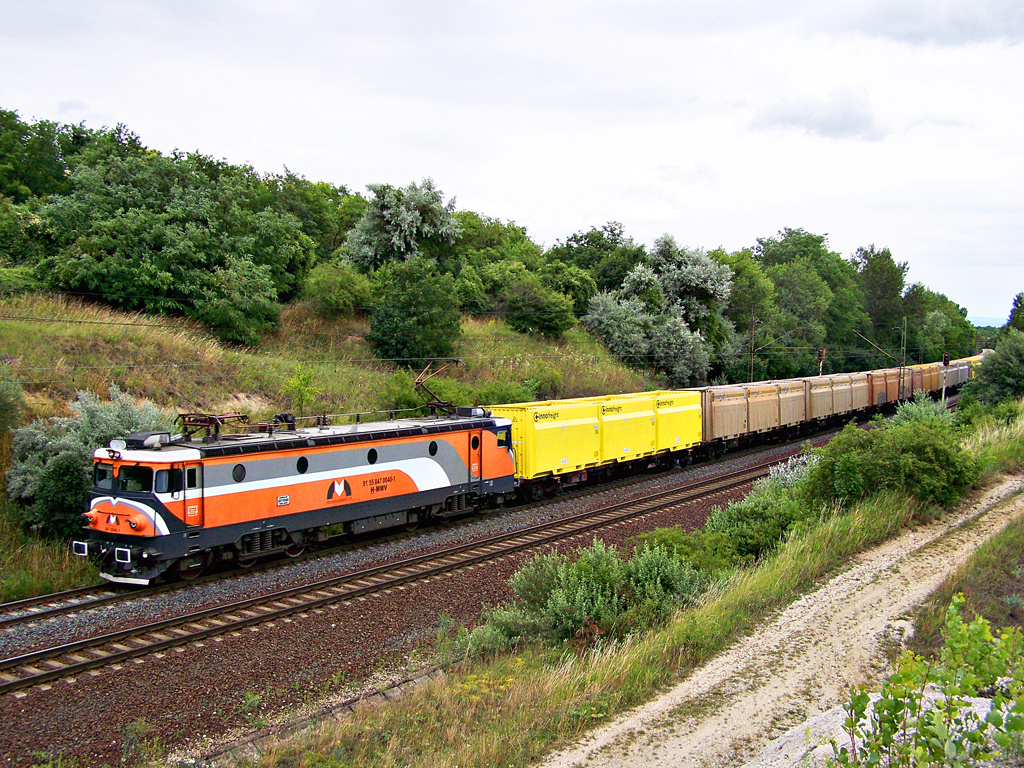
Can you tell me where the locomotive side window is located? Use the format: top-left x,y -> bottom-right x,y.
232,464 -> 246,483
94,462 -> 114,490
496,430 -> 509,448
471,435 -> 480,450
429,441 -> 438,456
297,456 -> 309,474
154,469 -> 184,494
118,466 -> 154,493
367,449 -> 378,465
185,467 -> 199,489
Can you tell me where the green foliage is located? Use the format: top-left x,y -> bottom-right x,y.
0,195 -> 47,265
5,386 -> 169,539
193,255 -> 281,346
1006,292 -> 1024,333
705,482 -> 816,560
35,150 -> 317,342
347,178 -> 460,271
0,368 -> 24,433
828,594 -> 1024,768
973,329 -> 1024,404
0,264 -> 42,294
539,261 -> 598,317
904,282 -> 976,364
471,539 -> 709,650
501,275 -> 576,339
454,263 -> 493,315
803,420 -> 977,510
282,365 -> 323,416
367,258 -> 461,365
453,211 -> 543,271
545,221 -> 647,291
890,392 -> 953,429
301,260 -> 371,319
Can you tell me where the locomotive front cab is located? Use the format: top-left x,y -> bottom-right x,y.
72,434 -> 203,584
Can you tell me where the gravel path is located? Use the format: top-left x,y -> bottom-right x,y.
0,441 -> 812,766
539,474 -> 1024,768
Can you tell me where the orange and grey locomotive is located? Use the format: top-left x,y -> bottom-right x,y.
73,409 -> 515,584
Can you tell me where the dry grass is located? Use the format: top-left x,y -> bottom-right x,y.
0,296 -> 652,425
0,505 -> 98,601
233,492 -> 923,768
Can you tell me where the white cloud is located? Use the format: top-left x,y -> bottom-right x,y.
752,88 -> 889,141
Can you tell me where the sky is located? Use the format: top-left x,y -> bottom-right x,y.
2,0 -> 1022,324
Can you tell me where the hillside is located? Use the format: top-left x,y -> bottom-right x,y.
0,293 -> 651,425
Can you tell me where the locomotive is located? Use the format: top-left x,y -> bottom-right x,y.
73,409 -> 515,583
73,355 -> 982,584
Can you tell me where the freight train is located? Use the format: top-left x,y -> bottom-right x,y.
73,356 -> 982,584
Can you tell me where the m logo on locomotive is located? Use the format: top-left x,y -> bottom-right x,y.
327,479 -> 353,500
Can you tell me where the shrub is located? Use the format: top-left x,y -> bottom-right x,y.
5,387 -> 169,539
455,264 -> 494,315
501,275 -> 576,339
368,258 -> 461,366
469,539 -> 711,652
301,260 -> 371,319
0,369 -> 25,433
828,594 -> 1024,768
705,482 -> 816,560
192,255 -> 281,346
890,391 -> 953,429
974,329 -> 1024,404
803,420 -> 977,510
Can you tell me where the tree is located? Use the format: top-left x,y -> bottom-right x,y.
36,150 -> 315,340
539,261 -> 598,317
972,328 -> 1024,404
1005,292 -> 1024,333
453,211 -> 543,270
346,179 -> 460,272
502,275 -> 576,339
302,260 -> 371,319
647,235 -> 732,329
546,222 -> 647,291
853,245 -> 908,345
367,258 -> 461,365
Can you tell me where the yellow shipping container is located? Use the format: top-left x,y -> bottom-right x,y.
489,390 -> 702,481
651,390 -> 703,452
488,400 -> 601,480
598,393 -> 657,461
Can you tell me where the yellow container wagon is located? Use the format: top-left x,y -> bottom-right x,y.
489,390 -> 702,483
489,399 -> 601,481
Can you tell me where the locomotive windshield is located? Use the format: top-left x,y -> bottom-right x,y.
93,463 -> 155,493
94,462 -> 114,490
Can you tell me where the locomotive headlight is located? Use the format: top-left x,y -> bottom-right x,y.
84,511 -> 99,526
127,514 -> 146,530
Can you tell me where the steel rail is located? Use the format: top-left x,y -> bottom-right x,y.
0,460 -> 773,695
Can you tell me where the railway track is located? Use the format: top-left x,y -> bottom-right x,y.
2,396 -> 934,634
0,461 -> 689,631
0,459 -> 774,697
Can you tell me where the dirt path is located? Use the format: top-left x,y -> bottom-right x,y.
540,475 -> 1024,768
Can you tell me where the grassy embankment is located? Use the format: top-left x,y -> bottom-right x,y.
233,412 -> 1024,768
909,415 -> 1024,654
0,293 -> 650,601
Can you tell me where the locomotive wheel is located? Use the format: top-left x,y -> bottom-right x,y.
172,553 -> 209,581
285,543 -> 305,558
237,556 -> 257,569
